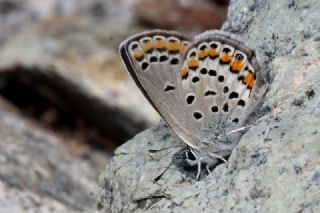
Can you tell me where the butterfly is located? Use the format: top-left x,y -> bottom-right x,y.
119,30 -> 266,180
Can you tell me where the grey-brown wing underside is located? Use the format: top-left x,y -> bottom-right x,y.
119,30 -> 200,148
120,30 -> 266,150
175,30 -> 266,147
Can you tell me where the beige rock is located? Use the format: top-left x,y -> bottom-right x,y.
133,0 -> 228,32
0,17 -> 160,145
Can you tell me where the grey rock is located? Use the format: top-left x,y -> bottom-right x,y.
0,99 -> 104,212
97,1 -> 320,212
0,17 -> 159,143
224,0 -> 320,66
0,0 -> 135,44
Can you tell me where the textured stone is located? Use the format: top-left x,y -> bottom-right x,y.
0,0 -> 135,44
223,0 -> 320,66
0,17 -> 159,144
0,99 -> 105,212
133,0 -> 227,32
96,0 -> 320,212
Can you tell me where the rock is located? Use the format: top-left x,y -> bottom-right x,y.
0,0 -> 135,44
0,17 -> 159,146
133,0 -> 228,32
223,0 -> 320,66
0,98 -> 107,212
96,1 -> 320,212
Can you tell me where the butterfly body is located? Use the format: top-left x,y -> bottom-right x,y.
120,30 -> 266,179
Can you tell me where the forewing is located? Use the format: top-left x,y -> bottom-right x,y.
119,30 -> 201,148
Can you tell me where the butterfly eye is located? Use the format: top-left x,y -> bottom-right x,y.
186,150 -> 196,161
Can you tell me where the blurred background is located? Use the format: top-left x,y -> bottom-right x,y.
0,0 -> 228,212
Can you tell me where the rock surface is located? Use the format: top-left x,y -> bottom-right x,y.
0,99 -> 106,212
0,0 -> 135,44
0,17 -> 159,145
133,0 -> 227,32
96,1 -> 320,212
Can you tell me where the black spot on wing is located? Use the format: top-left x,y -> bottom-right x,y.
204,91 -> 216,96
159,55 -> 168,62
200,68 -> 207,75
170,58 -> 179,65
209,70 -> 217,76
141,62 -> 149,70
192,76 -> 200,83
229,92 -> 239,99
218,76 -> 224,82
150,56 -> 158,63
186,95 -> 195,105
211,106 -> 218,112
164,85 -> 175,92
193,111 -> 203,120
223,103 -> 229,112
238,100 -> 246,107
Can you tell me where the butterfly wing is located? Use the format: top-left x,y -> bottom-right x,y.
120,30 -> 266,150
177,30 -> 266,147
119,30 -> 200,148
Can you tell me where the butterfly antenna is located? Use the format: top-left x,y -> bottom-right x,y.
226,123 -> 254,136
153,162 -> 173,183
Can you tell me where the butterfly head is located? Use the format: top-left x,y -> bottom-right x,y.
172,145 -> 231,180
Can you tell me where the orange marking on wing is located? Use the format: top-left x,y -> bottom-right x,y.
188,58 -> 199,69
243,72 -> 255,89
230,60 -> 245,73
209,49 -> 219,58
180,67 -> 188,77
198,50 -> 208,60
155,40 -> 166,49
143,41 -> 154,52
168,41 -> 180,52
133,50 -> 144,60
180,43 -> 187,54
220,53 -> 232,63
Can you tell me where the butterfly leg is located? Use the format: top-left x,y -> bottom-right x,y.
208,152 -> 228,164
195,160 -> 202,181
206,164 -> 212,174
